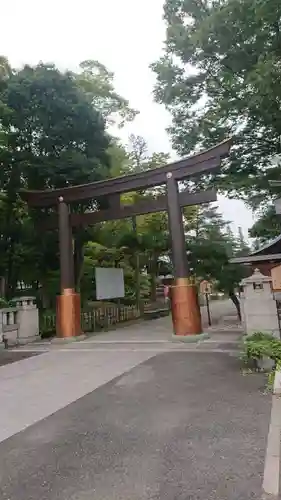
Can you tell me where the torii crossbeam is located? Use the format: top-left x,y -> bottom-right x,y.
20,139 -> 231,340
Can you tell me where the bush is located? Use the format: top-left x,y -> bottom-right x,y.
241,332 -> 281,391
242,332 -> 281,365
41,330 -> 56,339
0,298 -> 10,308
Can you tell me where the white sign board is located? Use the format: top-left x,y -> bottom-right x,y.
95,267 -> 125,300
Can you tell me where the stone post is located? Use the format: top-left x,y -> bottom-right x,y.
11,296 -> 39,343
240,269 -> 280,337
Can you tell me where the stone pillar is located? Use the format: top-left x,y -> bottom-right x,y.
56,197 -> 82,338
166,172 -> 202,336
11,297 -> 39,343
241,269 -> 280,337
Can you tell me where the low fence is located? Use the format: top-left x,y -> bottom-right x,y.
41,304 -> 142,336
0,297 -> 39,346
0,307 -> 19,344
0,298 -> 169,345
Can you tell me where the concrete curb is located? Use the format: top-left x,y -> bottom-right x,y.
51,334 -> 87,344
262,393 -> 281,497
171,333 -> 209,343
273,368 -> 281,395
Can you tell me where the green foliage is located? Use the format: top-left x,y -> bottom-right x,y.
126,134 -> 170,174
75,60 -> 138,127
102,140 -> 171,303
237,227 -> 249,257
80,241 -> 150,305
242,332 -> 281,364
185,206 -> 248,294
152,0 -> 281,204
241,332 -> 281,391
0,57 -> 135,299
249,205 -> 280,243
0,62 -> 110,191
0,297 -> 9,308
0,54 -> 243,310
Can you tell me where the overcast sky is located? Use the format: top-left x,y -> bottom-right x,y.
1,0 -> 255,236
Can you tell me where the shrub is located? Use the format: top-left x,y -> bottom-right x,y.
0,298 -> 9,308
242,332 -> 281,365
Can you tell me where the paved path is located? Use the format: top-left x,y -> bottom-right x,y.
0,300 -> 242,444
84,299 -> 237,343
0,300 -> 274,499
0,353 -> 270,500
0,349 -> 157,443
21,299 -> 238,349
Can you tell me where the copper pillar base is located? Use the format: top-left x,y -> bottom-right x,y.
56,288 -> 82,338
170,278 -> 202,335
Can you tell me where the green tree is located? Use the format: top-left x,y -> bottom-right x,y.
236,226 -> 250,256
136,212 -> 170,301
0,60 -> 111,297
104,137 -> 171,305
126,134 -> 170,176
249,205 -> 280,243
186,206 -> 246,318
123,137 -> 170,302
152,0 -> 281,203
75,60 -> 138,127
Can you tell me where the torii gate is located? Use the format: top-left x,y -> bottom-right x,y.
20,139 -> 231,339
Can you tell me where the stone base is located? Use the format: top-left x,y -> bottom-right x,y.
274,369 -> 281,395
17,336 -> 40,345
51,334 -> 87,344
2,335 -> 40,347
257,356 -> 275,372
172,332 -> 209,343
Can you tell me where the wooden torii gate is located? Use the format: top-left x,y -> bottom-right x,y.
20,139 -> 231,339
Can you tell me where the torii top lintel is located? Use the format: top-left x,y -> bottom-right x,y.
20,139 -> 231,208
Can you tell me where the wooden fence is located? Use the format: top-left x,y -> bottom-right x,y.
40,304 -> 141,336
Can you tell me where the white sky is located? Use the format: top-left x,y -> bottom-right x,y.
1,0 -> 255,237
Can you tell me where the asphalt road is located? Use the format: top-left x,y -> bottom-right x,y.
0,352 -> 269,500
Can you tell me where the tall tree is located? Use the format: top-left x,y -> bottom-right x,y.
116,136 -> 171,303
0,60 -> 111,297
249,205 -> 280,243
152,0 -> 281,203
75,60 -> 138,127
186,205 -> 246,317
236,227 -> 250,256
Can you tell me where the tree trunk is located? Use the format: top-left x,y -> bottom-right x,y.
135,252 -> 141,309
74,237 -> 84,292
150,272 -> 157,303
132,216 -> 141,309
229,290 -> 241,321
5,237 -> 18,300
40,284 -> 51,310
150,253 -> 158,303
0,277 -> 5,298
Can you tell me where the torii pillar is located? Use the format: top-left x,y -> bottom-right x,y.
56,196 -> 82,338
166,172 -> 202,336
